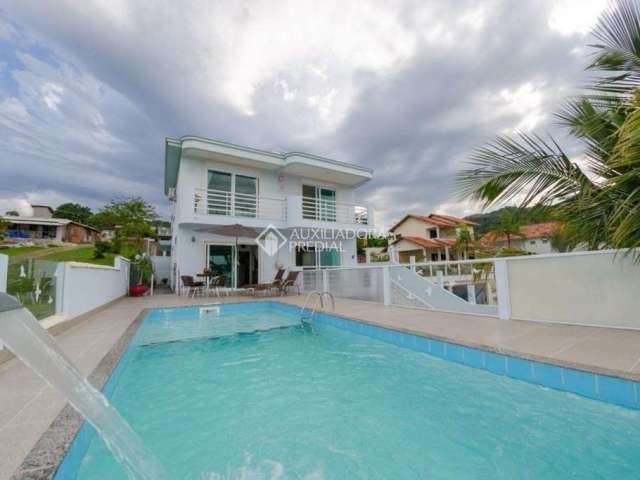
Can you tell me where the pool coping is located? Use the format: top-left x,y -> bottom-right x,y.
10,309 -> 149,480
316,304 -> 640,383
13,300 -> 640,479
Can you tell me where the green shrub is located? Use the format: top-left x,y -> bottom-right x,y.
93,240 -> 112,259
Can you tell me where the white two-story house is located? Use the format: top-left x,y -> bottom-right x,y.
164,136 -> 374,290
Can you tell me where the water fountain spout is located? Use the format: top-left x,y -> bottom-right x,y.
0,293 -> 167,480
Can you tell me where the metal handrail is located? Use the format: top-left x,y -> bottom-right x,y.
194,187 -> 286,220
299,290 -> 335,322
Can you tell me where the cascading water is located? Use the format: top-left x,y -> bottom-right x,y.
0,293 -> 167,480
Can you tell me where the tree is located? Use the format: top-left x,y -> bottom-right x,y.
90,197 -> 157,252
454,223 -> 473,255
0,217 -> 8,239
487,211 -> 522,249
53,203 -> 93,224
455,0 -> 640,255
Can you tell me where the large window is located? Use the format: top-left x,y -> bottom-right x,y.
207,170 -> 257,217
302,185 -> 336,222
295,246 -> 341,269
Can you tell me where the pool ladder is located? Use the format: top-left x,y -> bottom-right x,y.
300,291 -> 335,323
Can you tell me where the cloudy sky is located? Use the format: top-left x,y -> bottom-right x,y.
0,0 -> 608,227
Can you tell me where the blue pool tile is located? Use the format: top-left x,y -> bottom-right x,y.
485,352 -> 506,375
446,344 -> 465,364
597,375 -> 636,408
415,336 -> 430,353
462,347 -> 484,368
388,331 -> 403,346
564,369 -> 597,399
506,357 -> 533,382
430,340 -> 446,358
532,363 -> 564,390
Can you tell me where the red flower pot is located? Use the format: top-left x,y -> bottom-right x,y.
129,285 -> 147,297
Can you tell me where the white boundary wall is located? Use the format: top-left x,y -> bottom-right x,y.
58,257 -> 130,319
0,254 -> 7,293
503,250 -> 640,329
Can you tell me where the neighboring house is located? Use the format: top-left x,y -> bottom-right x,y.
165,136 -> 374,289
149,223 -> 172,257
31,205 -> 55,218
388,213 -> 477,263
99,225 -> 120,241
2,211 -> 99,244
481,221 -> 560,255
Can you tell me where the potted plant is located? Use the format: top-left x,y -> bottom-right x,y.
129,253 -> 154,297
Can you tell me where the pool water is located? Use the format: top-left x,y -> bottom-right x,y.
68,303 -> 640,479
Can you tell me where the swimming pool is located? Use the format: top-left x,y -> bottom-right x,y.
56,302 -> 640,479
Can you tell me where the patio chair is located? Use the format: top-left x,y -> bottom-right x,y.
211,275 -> 231,297
181,275 -> 205,298
278,270 -> 301,296
247,268 -> 286,296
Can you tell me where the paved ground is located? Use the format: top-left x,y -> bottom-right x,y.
2,293 -> 640,478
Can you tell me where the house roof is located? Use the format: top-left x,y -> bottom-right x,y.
481,221 -> 560,244
31,205 -> 54,213
165,135 -> 374,195
1,216 -> 100,232
389,213 -> 478,232
390,235 -> 457,249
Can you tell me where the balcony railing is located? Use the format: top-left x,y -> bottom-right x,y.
194,188 -> 286,221
301,197 -> 369,225
192,189 -> 370,226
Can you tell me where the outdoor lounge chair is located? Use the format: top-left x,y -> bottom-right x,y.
278,270 -> 300,296
181,275 -> 205,297
247,268 -> 286,295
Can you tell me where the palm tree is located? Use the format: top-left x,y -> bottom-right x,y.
455,0 -> 640,254
454,223 -> 473,256
487,211 -> 522,248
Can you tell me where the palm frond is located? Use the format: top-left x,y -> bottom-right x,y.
455,132 -> 595,209
588,0 -> 640,97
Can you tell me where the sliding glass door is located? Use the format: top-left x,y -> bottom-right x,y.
302,185 -> 336,221
207,245 -> 235,287
295,246 -> 341,269
234,174 -> 257,217
207,170 -> 257,218
207,171 -> 232,215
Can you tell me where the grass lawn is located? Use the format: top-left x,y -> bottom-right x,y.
40,246 -> 116,266
0,245 -> 49,256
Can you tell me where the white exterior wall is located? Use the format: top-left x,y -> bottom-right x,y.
505,250 -> 640,329
59,257 -> 130,318
0,254 -> 7,293
494,237 -> 555,254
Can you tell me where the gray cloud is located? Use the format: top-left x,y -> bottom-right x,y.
0,0 -> 600,226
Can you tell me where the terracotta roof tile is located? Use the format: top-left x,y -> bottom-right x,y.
391,235 -> 457,249
481,221 -> 560,244
389,213 -> 477,232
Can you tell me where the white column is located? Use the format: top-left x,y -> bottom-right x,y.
286,196 -> 302,225
322,269 -> 329,292
494,259 -> 511,320
382,267 -> 391,306
0,254 -> 7,293
409,256 -> 416,273
54,262 -> 65,315
436,270 -> 444,288
467,283 -> 476,304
